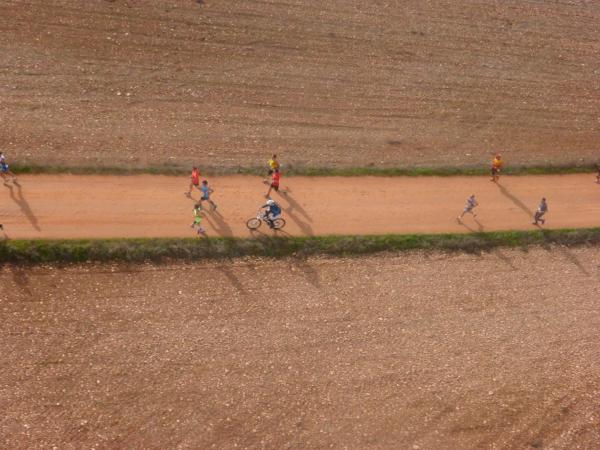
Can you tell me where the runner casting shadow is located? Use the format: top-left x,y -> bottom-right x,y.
497,183 -> 534,217
6,184 -> 41,231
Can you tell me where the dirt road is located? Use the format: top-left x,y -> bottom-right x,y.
0,174 -> 598,239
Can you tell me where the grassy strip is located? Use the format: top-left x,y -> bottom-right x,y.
11,162 -> 598,178
1,228 -> 599,264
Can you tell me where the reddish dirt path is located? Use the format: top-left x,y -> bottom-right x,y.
0,174 -> 598,239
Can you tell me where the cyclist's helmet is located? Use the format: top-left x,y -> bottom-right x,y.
266,199 -> 275,206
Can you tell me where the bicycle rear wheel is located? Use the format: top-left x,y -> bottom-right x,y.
246,218 -> 261,230
272,218 -> 286,229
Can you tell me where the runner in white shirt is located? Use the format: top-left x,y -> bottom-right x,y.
533,198 -> 548,225
457,194 -> 478,221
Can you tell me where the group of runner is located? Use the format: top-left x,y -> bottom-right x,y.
186,154 -> 284,236
0,150 -> 598,235
458,154 -> 550,226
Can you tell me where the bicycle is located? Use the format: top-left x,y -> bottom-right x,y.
246,211 -> 286,230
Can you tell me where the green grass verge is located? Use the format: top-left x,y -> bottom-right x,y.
11,162 -> 598,178
1,228 -> 599,264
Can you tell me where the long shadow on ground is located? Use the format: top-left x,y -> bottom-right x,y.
6,183 -> 40,231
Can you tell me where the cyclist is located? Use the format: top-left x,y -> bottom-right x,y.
261,198 -> 282,228
0,152 -> 18,184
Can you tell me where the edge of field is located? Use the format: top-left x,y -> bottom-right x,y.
1,228 -> 599,264
11,162 -> 598,177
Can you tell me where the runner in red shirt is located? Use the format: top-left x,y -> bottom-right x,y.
265,169 -> 280,198
185,167 -> 201,196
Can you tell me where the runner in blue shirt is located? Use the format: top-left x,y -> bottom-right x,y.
198,180 -> 217,211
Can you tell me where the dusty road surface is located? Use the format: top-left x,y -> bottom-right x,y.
2,249 -> 600,448
3,0 -> 600,169
0,173 -> 598,239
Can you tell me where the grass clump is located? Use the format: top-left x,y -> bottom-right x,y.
1,228 -> 599,265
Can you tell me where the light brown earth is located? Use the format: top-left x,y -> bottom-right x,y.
2,0 -> 600,170
0,173 -> 599,239
2,249 -> 600,449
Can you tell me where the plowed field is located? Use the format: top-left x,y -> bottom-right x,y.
2,249 -> 600,448
2,0 -> 600,169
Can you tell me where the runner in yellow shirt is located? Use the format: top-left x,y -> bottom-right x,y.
267,154 -> 280,175
490,154 -> 503,182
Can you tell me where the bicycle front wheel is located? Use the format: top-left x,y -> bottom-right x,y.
246,218 -> 262,230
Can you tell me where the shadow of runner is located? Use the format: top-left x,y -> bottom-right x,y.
539,229 -> 590,276
204,210 -> 233,237
6,183 -> 40,231
281,192 -> 312,223
497,183 -> 534,217
280,193 -> 314,236
492,248 -> 517,270
288,257 -> 321,288
458,217 -> 484,232
11,266 -> 33,298
215,263 -> 246,298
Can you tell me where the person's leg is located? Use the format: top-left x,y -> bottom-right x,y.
210,199 -> 217,210
266,213 -> 275,228
265,185 -> 272,198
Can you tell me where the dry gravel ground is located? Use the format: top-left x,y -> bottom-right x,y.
2,248 -> 600,448
2,0 -> 600,170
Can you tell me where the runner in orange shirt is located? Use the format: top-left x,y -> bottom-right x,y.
490,154 -> 503,182
185,166 -> 201,196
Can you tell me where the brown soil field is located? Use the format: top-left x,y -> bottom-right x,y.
2,249 -> 600,448
2,0 -> 600,170
1,173 -> 599,239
